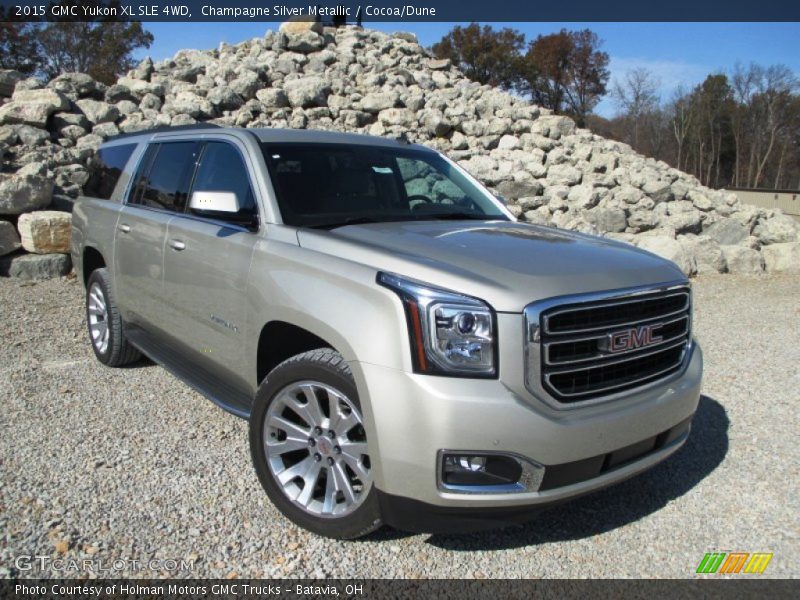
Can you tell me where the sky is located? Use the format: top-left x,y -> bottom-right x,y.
135,22 -> 800,118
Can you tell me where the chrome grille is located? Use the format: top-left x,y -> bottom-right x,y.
525,284 -> 692,405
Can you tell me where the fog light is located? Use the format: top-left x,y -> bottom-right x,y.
442,453 -> 522,486
439,452 -> 545,493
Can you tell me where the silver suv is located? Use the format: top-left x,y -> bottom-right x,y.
71,126 -> 703,538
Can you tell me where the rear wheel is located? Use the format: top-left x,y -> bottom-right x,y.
249,349 -> 381,539
85,268 -> 141,367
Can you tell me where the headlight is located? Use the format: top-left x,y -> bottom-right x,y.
377,272 -> 497,377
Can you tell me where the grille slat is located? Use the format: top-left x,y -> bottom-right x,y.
545,315 -> 689,366
534,286 -> 691,403
543,292 -> 690,335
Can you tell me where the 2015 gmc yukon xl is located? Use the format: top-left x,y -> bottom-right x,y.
71,126 -> 703,539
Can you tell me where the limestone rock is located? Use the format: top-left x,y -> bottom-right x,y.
0,171 -> 54,215
17,210 -> 72,254
761,242 -> 800,272
283,76 -> 330,108
720,245 -> 764,274
0,89 -> 70,127
279,19 -> 324,35
636,235 -> 696,276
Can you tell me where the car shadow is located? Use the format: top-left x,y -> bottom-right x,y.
364,394 -> 729,549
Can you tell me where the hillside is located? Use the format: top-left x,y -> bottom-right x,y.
1,22 -> 798,277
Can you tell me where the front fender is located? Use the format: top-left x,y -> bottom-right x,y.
247,239 -> 412,381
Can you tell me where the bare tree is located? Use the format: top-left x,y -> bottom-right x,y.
731,63 -> 760,186
668,85 -> 694,171
612,67 -> 660,148
751,65 -> 798,186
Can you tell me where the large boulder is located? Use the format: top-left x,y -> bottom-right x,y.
360,92 -> 396,114
761,242 -> 800,273
279,18 -> 324,35
165,91 -> 215,119
0,252 -> 72,279
546,164 -> 582,186
206,87 -> 245,111
752,213 -> 798,245
0,220 -> 21,256
378,108 -> 415,128
285,31 -> 326,54
680,235 -> 727,274
75,99 -> 120,125
584,207 -> 627,233
255,88 -> 289,109
420,110 -> 451,137
47,72 -> 105,99
703,218 -> 750,246
0,89 -> 70,127
636,235 -> 696,276
283,76 -> 330,108
0,169 -> 54,215
720,245 -> 764,274
17,210 -> 72,254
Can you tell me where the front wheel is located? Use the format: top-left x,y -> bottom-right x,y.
249,349 -> 382,539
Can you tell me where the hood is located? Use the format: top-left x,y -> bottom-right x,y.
297,220 -> 686,312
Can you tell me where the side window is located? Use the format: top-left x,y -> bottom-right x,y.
84,144 -> 136,200
129,142 -> 200,212
189,142 -> 257,220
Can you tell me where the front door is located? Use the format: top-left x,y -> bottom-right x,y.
162,141 -> 261,393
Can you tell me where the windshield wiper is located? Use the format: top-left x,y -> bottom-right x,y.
414,212 -> 496,221
309,216 -> 386,230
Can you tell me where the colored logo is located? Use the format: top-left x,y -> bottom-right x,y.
696,552 -> 773,574
603,324 -> 663,354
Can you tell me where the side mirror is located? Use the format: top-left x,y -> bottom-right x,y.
189,191 -> 240,213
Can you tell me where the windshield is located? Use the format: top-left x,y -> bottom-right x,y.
261,143 -> 509,229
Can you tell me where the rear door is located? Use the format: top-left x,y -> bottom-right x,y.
161,139 -> 261,393
114,141 -> 201,332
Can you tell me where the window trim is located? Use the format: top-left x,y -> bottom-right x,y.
83,143 -> 138,202
181,140 -> 261,233
126,141 -> 201,214
123,137 -> 263,233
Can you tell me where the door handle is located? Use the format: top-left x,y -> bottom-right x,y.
118,224 -> 131,233
169,239 -> 186,251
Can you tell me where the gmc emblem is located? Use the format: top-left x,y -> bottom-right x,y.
604,324 -> 663,353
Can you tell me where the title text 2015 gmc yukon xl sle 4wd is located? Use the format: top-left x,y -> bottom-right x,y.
71,126 -> 702,539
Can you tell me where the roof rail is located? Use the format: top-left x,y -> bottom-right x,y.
108,123 -> 223,141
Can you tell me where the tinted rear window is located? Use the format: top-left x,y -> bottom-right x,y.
83,144 -> 136,200
129,142 -> 201,212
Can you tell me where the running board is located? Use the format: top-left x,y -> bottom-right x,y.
125,325 -> 252,419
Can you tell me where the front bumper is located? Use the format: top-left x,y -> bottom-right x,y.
351,340 -> 702,531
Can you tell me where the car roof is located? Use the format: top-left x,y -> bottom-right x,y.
101,124 -> 433,152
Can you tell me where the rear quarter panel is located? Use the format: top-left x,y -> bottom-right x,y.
71,197 -> 123,289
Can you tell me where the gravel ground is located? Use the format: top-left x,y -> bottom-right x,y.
0,272 -> 797,579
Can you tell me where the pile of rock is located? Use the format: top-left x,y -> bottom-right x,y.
1,22 -> 798,279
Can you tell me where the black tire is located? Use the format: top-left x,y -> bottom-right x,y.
249,348 -> 382,539
85,268 -> 141,367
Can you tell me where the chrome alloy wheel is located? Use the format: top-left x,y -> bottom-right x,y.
264,381 -> 372,518
87,282 -> 110,354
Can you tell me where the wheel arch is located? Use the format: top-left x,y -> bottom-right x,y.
256,320 -> 353,387
82,246 -> 106,287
